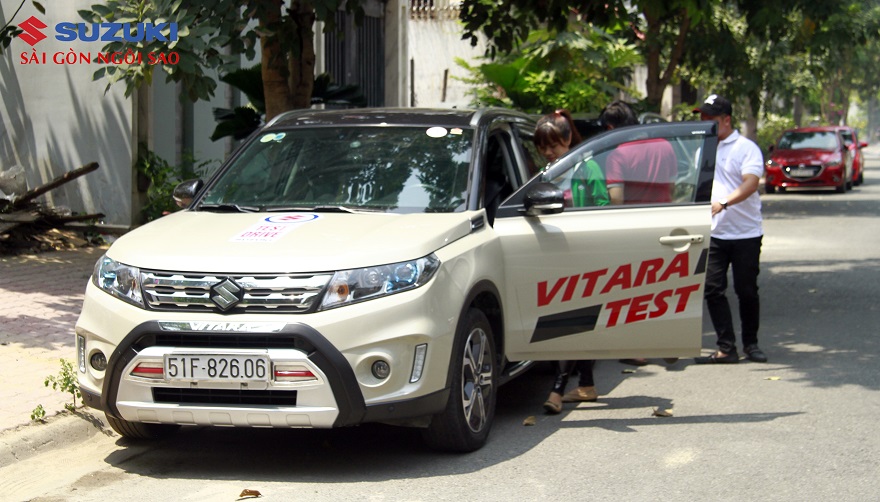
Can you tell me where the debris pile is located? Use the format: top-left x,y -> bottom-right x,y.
0,163 -> 105,255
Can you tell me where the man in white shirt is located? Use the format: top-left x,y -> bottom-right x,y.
694,94 -> 768,364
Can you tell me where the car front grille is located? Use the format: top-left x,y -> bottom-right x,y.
784,164 -> 822,179
153,388 -> 298,406
140,270 -> 331,314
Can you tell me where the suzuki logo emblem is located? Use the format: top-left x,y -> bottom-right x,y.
210,279 -> 243,311
17,16 -> 47,46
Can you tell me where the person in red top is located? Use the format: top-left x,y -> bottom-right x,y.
600,101 -> 677,205
600,101 -> 680,367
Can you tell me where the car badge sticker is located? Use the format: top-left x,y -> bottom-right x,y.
231,214 -> 320,242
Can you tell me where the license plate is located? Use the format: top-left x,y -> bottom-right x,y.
789,168 -> 814,177
164,353 -> 270,382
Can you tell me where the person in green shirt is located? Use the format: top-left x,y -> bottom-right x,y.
534,109 -> 610,207
533,109 -> 609,413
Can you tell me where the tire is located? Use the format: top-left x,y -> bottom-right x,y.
836,177 -> 846,193
764,184 -> 776,194
422,308 -> 497,452
857,171 -> 864,186
106,413 -> 180,440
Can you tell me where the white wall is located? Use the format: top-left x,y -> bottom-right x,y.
407,7 -> 486,108
0,0 -> 134,227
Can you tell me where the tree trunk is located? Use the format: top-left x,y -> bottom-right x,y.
289,1 -> 317,110
260,0 -> 294,120
643,9 -> 690,113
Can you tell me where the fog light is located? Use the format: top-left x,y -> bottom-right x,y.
410,344 -> 428,383
90,351 -> 107,371
371,360 -> 391,379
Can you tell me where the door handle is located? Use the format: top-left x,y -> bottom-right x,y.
659,235 -> 704,245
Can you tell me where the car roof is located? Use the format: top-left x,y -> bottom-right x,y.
264,107 -> 535,130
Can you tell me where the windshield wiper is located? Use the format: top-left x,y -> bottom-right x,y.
265,205 -> 358,213
198,203 -> 260,213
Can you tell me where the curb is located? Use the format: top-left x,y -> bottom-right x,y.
0,409 -> 114,469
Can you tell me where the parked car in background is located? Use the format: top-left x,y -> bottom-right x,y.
837,126 -> 867,186
765,126 -> 853,193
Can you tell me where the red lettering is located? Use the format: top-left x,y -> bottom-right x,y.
659,253 -> 689,282
538,277 -> 567,307
625,294 -> 653,324
649,289 -> 672,318
600,264 -> 632,294
580,268 -> 608,298
605,298 -> 630,328
673,284 -> 701,313
562,275 -> 580,302
634,258 -> 664,287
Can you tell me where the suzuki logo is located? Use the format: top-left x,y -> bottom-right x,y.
17,16 -> 47,46
210,279 -> 243,311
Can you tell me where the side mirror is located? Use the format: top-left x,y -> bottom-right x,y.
767,145 -> 775,154
524,182 -> 565,216
860,141 -> 869,148
173,179 -> 204,209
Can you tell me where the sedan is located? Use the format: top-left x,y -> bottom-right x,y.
765,126 -> 853,193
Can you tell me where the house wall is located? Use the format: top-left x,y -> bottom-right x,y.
0,0 -> 135,228
407,1 -> 485,108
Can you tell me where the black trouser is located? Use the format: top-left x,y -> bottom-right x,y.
550,360 -> 595,394
704,236 -> 762,353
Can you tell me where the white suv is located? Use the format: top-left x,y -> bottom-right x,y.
75,108 -> 718,451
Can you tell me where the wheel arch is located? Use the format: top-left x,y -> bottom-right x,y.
462,279 -> 505,372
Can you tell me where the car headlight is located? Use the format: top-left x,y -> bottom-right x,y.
92,255 -> 144,308
766,159 -> 778,168
319,254 -> 441,310
822,156 -> 842,168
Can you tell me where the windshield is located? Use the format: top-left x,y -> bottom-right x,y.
778,131 -> 839,151
199,126 -> 474,213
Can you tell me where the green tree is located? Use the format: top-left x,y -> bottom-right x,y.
78,0 -> 368,120
457,27 -> 642,113
459,0 -> 718,112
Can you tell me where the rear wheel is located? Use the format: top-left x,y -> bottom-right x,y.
422,308 -> 497,452
106,413 -> 180,439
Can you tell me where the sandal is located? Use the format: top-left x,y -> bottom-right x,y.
543,392 -> 563,414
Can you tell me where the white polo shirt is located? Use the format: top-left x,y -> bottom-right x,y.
711,130 -> 764,239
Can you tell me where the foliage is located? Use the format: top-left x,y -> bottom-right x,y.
458,0 -> 719,110
44,359 -> 82,412
756,114 -> 796,156
30,404 -> 46,422
78,0 -> 368,118
0,0 -> 45,54
457,28 -> 642,114
210,65 -> 366,141
136,146 -> 219,222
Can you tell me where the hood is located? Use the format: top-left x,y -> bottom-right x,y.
107,211 -> 478,273
772,148 -> 838,165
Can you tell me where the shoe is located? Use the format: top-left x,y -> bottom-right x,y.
694,351 -> 739,364
744,345 -> 768,363
543,392 -> 563,414
561,386 -> 598,403
619,358 -> 649,366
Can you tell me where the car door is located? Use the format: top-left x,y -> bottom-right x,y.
493,121 -> 718,362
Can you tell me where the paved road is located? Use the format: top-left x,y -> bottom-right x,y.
1,155 -> 878,501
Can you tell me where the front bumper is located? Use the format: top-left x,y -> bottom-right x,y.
765,165 -> 845,188
75,270 -> 464,430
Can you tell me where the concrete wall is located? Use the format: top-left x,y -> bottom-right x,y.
0,0 -> 134,228
407,4 -> 485,108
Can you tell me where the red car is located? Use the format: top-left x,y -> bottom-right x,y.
837,126 -> 868,186
765,126 -> 853,193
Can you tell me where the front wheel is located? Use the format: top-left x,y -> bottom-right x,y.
764,184 -> 776,194
106,413 -> 180,440
422,308 -> 497,452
